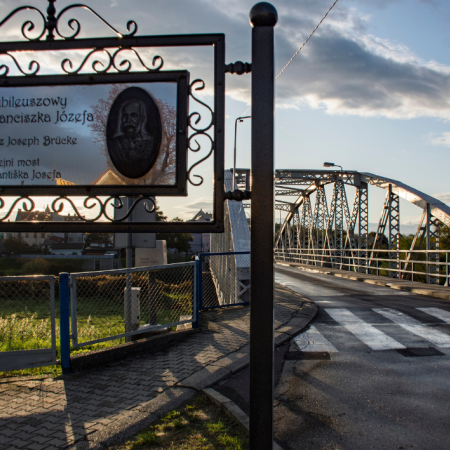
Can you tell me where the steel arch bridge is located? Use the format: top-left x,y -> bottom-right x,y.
231,169 -> 450,285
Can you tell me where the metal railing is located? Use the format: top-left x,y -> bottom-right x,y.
198,252 -> 250,310
275,248 -> 450,284
69,262 -> 197,348
0,275 -> 57,372
9,254 -> 116,259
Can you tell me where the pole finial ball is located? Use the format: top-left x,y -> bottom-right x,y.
249,2 -> 278,27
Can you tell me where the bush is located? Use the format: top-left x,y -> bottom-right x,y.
0,258 -> 22,275
47,259 -> 84,276
22,257 -> 51,275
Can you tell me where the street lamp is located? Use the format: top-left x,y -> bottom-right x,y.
233,115 -> 251,190
323,161 -> 343,171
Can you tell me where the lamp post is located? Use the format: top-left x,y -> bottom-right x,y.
233,116 -> 251,189
323,161 -> 343,171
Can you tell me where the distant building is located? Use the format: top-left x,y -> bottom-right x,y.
92,169 -> 124,186
83,239 -> 117,256
189,209 -> 212,254
49,242 -> 84,256
2,206 -> 85,249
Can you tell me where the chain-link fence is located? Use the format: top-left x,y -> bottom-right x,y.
0,275 -> 57,372
199,252 -> 250,309
70,262 -> 196,348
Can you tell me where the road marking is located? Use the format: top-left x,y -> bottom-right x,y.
374,308 -> 450,348
417,307 -> 450,324
324,308 -> 406,351
294,325 -> 338,352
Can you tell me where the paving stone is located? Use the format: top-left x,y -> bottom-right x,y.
0,436 -> 13,445
0,428 -> 17,437
30,435 -> 52,444
34,428 -> 55,437
26,443 -> 48,450
43,438 -> 67,447
7,439 -> 33,448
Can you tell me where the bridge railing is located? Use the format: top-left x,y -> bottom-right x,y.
197,252 -> 250,310
275,248 -> 450,285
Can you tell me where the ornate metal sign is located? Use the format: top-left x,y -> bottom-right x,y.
0,0 -> 225,233
0,74 -> 188,195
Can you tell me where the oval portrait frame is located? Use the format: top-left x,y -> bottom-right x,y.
106,86 -> 162,179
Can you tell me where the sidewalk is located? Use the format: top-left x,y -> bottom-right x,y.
0,284 -> 316,450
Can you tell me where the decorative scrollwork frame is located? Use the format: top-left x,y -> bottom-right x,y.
0,1 -> 225,234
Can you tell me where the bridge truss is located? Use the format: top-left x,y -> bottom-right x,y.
234,169 -> 450,285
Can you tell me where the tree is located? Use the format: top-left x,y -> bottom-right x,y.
440,225 -> 450,250
3,236 -> 28,255
88,84 -> 177,185
157,215 -> 193,255
155,202 -> 167,222
84,233 -> 112,246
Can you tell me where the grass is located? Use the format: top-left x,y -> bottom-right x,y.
0,285 -> 193,378
110,394 -> 249,450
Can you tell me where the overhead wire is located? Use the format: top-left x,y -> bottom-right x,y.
239,0 -> 340,117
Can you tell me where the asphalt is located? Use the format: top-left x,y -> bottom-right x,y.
214,265 -> 450,449
271,264 -> 450,450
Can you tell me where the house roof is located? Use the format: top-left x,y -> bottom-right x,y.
16,210 -> 53,222
56,178 -> 75,186
191,209 -> 212,222
93,169 -> 125,186
48,235 -> 64,242
16,207 -> 84,222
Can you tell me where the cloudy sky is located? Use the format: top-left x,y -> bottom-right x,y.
1,0 -> 449,228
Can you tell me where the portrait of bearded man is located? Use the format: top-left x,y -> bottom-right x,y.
106,87 -> 162,180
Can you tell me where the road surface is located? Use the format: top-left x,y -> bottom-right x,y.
274,264 -> 450,450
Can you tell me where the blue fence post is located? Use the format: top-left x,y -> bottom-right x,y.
59,272 -> 71,374
198,255 -> 203,312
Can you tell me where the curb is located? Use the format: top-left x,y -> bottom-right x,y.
279,262 -> 450,301
202,388 -> 284,450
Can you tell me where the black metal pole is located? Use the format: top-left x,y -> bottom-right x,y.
249,3 -> 277,449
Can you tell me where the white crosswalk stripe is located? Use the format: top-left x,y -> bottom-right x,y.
324,308 -> 406,351
374,308 -> 450,348
294,308 -> 450,353
294,325 -> 338,352
417,307 -> 450,323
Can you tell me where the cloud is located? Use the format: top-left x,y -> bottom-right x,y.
427,132 -> 450,148
434,192 -> 450,205
268,1 -> 450,119
2,0 -> 450,122
173,197 -> 213,220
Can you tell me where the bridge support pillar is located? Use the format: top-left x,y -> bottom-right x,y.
388,185 -> 400,278
426,203 -> 440,284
